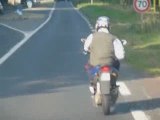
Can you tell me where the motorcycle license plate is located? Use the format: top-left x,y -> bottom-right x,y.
100,73 -> 110,81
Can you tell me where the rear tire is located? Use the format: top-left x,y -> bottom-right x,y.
102,94 -> 111,115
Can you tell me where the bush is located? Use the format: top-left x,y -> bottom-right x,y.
130,13 -> 160,33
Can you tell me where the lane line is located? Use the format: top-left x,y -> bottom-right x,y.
0,23 -> 26,35
0,4 -> 55,66
131,110 -> 149,120
70,2 -> 94,32
23,8 -> 55,11
117,81 -> 131,96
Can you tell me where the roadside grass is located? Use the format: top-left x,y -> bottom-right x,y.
77,2 -> 160,76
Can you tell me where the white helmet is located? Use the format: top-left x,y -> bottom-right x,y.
95,16 -> 110,31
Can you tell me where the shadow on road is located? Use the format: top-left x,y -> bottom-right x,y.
0,70 -> 88,98
112,97 -> 160,115
0,50 -> 89,98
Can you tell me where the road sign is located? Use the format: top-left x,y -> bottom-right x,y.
133,0 -> 151,13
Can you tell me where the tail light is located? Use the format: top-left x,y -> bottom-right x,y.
100,66 -> 110,72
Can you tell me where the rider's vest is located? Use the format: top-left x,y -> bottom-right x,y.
89,32 -> 116,66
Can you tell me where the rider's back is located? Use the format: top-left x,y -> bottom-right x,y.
89,32 -> 116,66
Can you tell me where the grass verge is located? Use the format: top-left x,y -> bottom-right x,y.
77,2 -> 160,76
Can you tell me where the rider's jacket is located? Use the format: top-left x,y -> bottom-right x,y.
84,28 -> 125,66
90,32 -> 116,66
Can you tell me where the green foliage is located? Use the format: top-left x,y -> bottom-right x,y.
129,14 -> 160,33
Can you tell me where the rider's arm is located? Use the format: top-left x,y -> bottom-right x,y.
113,38 -> 125,60
84,34 -> 93,52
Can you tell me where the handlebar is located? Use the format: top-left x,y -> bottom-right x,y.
81,38 -> 86,43
121,39 -> 127,45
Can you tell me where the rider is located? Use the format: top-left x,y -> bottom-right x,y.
84,16 -> 125,94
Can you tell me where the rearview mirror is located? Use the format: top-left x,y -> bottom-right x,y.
81,38 -> 86,43
121,39 -> 127,45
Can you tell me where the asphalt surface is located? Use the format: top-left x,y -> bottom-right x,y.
0,1 -> 160,120
0,25 -> 24,57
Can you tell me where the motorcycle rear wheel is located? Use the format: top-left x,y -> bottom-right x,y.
101,94 -> 111,115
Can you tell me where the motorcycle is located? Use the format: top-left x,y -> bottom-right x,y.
81,38 -> 126,115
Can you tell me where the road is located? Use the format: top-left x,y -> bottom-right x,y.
0,1 -> 160,120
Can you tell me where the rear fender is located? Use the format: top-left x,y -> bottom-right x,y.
99,72 -> 111,94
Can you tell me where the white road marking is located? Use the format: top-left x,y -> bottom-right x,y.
117,81 -> 131,96
23,8 -> 55,11
0,23 -> 26,35
131,110 -> 149,120
0,4 -> 55,66
70,2 -> 94,32
55,8 -> 76,10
